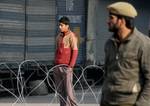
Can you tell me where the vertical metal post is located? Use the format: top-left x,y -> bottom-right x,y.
24,0 -> 27,61
86,0 -> 97,65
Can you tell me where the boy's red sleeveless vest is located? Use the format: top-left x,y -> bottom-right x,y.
55,31 -> 78,67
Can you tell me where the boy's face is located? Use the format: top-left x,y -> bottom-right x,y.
59,23 -> 69,33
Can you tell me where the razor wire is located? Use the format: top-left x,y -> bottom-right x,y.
0,60 -> 104,106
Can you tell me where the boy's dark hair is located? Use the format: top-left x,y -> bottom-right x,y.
59,16 -> 70,25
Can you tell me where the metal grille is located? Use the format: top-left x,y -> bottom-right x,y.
0,0 -> 25,62
0,0 -> 56,64
25,0 -> 56,64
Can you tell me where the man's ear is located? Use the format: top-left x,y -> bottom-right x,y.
121,18 -> 126,26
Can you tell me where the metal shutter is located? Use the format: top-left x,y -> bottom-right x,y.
25,0 -> 56,64
0,0 -> 25,62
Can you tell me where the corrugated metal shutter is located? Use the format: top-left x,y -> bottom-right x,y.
25,0 -> 56,64
0,0 -> 25,62
56,0 -> 86,65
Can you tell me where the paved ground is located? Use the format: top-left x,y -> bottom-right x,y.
0,103 -> 99,106
0,87 -> 102,106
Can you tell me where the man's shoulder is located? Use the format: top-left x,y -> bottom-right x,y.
133,29 -> 150,49
133,28 -> 149,43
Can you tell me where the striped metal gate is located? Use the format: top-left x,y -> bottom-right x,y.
25,0 -> 56,64
0,0 -> 25,62
0,0 -> 56,64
